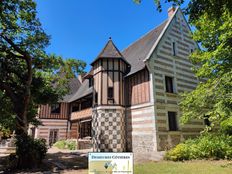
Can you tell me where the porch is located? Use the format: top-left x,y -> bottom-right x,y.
70,108 -> 93,149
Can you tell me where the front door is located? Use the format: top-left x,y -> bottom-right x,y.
49,129 -> 58,146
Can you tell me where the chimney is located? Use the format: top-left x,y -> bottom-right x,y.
168,6 -> 176,18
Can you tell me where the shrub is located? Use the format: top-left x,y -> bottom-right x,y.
221,117 -> 232,135
53,140 -> 66,149
53,139 -> 77,150
165,133 -> 232,161
66,140 -> 76,150
15,134 -> 47,169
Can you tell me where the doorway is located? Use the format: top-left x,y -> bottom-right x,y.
49,129 -> 59,146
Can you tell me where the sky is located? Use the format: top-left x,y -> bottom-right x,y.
35,0 -> 189,71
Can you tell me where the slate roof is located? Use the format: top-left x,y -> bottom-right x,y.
62,19 -> 170,103
60,78 -> 82,102
68,79 -> 93,102
122,20 -> 168,76
91,38 -> 130,66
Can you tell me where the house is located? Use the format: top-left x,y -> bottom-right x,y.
33,7 -> 204,157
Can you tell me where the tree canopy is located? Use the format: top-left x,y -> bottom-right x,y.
180,6 -> 232,128
0,0 -> 86,138
0,0 -> 86,168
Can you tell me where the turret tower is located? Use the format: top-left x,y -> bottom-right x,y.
91,38 -> 130,152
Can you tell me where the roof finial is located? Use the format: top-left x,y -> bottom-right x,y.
109,37 -> 112,40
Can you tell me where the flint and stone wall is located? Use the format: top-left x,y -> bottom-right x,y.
126,103 -> 157,154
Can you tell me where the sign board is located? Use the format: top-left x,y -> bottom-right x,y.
89,152 -> 133,174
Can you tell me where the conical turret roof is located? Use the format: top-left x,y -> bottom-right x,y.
91,38 -> 130,66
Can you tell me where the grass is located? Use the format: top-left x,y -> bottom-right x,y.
66,160 -> 232,174
134,161 -> 232,174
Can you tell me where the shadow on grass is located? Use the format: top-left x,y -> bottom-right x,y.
0,151 -> 88,174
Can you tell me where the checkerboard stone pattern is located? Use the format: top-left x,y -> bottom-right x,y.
92,108 -> 126,152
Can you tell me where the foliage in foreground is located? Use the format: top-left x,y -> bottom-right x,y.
53,139 -> 77,150
0,0 -> 85,168
14,135 -> 47,169
179,6 -> 232,128
165,133 -> 232,161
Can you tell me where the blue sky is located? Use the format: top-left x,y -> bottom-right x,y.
35,0 -> 188,71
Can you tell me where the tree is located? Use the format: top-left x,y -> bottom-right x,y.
180,6 -> 232,128
134,0 -> 232,128
0,0 -> 86,168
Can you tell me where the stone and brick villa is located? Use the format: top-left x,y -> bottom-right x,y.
31,7 -> 204,156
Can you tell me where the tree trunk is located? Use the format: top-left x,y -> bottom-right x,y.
14,112 -> 30,169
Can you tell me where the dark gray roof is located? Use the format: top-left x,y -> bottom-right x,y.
60,20 -> 168,103
91,39 -> 130,66
60,78 -> 82,102
68,79 -> 93,102
122,20 -> 168,76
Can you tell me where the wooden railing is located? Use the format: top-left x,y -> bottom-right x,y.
70,108 -> 92,120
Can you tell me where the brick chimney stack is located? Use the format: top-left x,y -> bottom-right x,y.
168,6 -> 176,18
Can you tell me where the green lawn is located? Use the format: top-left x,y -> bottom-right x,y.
134,161 -> 232,174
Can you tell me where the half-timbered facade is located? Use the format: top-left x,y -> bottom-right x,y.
34,7 -> 205,158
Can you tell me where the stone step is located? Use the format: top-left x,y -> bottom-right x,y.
0,147 -> 16,154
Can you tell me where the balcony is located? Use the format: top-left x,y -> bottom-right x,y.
70,108 -> 92,121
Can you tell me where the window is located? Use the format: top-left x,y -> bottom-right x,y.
204,115 -> 211,126
168,112 -> 178,131
108,87 -> 114,99
89,78 -> 93,88
81,100 -> 92,110
79,120 -> 91,139
51,104 -> 60,114
190,49 -> 194,53
172,42 -> 176,56
72,103 -> 79,112
165,76 -> 174,93
95,92 -> 98,104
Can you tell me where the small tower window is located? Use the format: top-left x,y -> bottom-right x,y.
95,92 -> 98,104
168,111 -> 178,131
165,76 -> 174,93
89,78 -> 93,88
108,87 -> 114,99
51,104 -> 60,114
172,42 -> 176,56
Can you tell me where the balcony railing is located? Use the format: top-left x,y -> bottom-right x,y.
70,108 -> 92,120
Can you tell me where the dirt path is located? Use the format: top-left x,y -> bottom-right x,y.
0,147 -> 91,174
